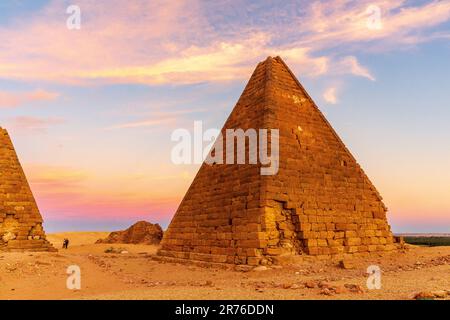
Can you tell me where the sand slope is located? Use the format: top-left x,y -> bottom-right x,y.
0,232 -> 449,300
46,232 -> 110,248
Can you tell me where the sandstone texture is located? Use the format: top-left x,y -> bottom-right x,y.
0,128 -> 55,252
158,56 -> 396,266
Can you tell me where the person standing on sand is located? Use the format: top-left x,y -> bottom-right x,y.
62,238 -> 69,249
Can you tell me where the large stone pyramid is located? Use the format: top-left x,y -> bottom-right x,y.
158,56 -> 395,266
0,128 -> 55,251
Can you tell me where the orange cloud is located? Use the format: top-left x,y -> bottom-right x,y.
26,164 -> 88,190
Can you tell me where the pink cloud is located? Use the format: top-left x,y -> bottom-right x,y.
338,56 -> 375,81
323,87 -> 338,104
0,89 -> 59,108
6,116 -> 64,133
294,0 -> 450,49
105,118 -> 176,130
24,163 -> 182,221
0,0 -> 448,85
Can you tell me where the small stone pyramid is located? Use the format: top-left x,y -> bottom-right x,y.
0,128 -> 55,251
158,56 -> 395,266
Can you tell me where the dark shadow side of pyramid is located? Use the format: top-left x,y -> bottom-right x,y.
158,56 -> 396,266
0,128 -> 55,252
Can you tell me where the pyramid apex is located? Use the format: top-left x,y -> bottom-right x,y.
261,55 -> 286,63
262,55 -> 283,62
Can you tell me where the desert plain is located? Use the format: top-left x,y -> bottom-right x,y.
0,232 -> 449,300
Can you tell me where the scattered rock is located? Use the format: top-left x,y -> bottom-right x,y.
104,247 -> 126,254
339,260 -> 355,270
333,286 -> 348,294
344,284 -> 365,294
5,265 -> 17,272
431,290 -> 447,299
235,265 -> 252,272
318,281 -> 332,289
188,280 -> 214,287
304,281 -> 316,289
320,288 -> 334,296
253,266 -> 268,272
271,265 -> 283,269
413,291 -> 435,300
2,232 -> 16,242
283,283 -> 292,289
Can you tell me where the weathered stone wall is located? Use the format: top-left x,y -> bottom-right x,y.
158,56 -> 395,265
159,61 -> 267,265
0,128 -> 55,252
259,57 -> 395,263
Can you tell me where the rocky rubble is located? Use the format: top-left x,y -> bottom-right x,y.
413,290 -> 450,300
96,221 -> 163,245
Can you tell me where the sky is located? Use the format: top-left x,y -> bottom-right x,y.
0,0 -> 449,233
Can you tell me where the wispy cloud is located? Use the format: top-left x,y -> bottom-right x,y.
26,164 -> 89,193
0,89 -> 59,108
291,0 -> 450,50
106,106 -> 209,130
338,56 -> 375,81
0,0 -> 448,85
6,116 -> 64,133
105,118 -> 176,130
323,87 -> 338,104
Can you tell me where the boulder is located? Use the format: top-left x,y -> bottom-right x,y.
96,221 -> 163,245
2,232 -> 16,242
339,260 -> 355,269
413,291 -> 435,300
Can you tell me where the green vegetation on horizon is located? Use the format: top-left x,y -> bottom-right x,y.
404,237 -> 450,247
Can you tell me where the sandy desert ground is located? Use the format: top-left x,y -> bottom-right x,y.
0,232 -> 449,300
